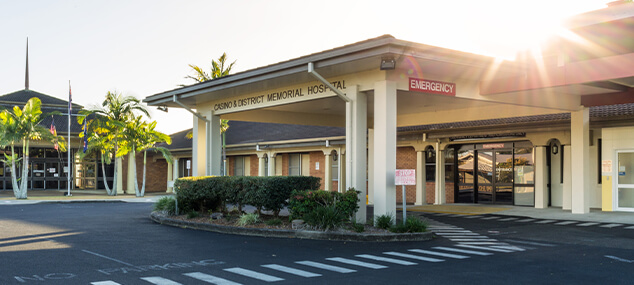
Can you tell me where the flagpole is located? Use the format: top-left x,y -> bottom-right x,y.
67,81 -> 72,197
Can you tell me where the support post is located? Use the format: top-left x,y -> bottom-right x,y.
571,107 -> 590,214
535,146 -> 548,208
345,85 -> 367,223
416,150 -> 426,205
373,80 -> 397,221
434,143 -> 446,205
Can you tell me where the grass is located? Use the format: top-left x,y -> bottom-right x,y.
237,213 -> 260,226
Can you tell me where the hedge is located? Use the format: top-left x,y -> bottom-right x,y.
288,188 -> 360,220
174,176 -> 321,216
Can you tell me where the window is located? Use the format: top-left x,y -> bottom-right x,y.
264,155 -> 269,177
289,154 -> 301,176
234,156 -> 245,176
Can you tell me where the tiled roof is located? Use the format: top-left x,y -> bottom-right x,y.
0,89 -> 85,133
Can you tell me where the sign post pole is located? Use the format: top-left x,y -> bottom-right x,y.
395,169 -> 416,224
402,185 -> 407,223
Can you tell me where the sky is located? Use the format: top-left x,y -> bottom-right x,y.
0,0 -> 609,134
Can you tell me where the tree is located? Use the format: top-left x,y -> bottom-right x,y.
184,53 -> 235,175
135,120 -> 172,196
79,91 -> 149,195
0,97 -> 66,199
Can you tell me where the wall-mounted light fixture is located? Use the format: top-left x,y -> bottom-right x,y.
326,140 -> 330,147
157,105 -> 168,112
380,57 -> 396,70
552,145 -> 559,155
256,144 -> 261,151
264,154 -> 268,163
332,150 -> 338,161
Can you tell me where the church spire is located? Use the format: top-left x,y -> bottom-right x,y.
25,38 -> 29,90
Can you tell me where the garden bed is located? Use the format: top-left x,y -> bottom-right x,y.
150,211 -> 434,242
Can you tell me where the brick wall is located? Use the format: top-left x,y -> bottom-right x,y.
249,155 -> 258,176
396,147 -> 417,203
309,151 -> 325,189
121,153 -> 168,193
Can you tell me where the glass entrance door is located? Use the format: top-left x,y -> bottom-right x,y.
616,151 -> 634,211
476,150 -> 513,204
31,161 -> 46,189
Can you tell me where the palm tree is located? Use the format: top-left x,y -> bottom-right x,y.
0,97 -> 66,199
184,53 -> 235,175
136,120 -> 172,197
79,91 -> 149,195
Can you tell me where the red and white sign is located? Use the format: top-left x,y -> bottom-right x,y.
409,78 -> 456,96
395,169 -> 416,185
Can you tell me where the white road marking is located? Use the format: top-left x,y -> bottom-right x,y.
223,267 -> 284,282
433,246 -> 493,256
625,226 -> 634,229
434,232 -> 479,236
261,264 -> 321,277
434,213 -> 452,216
600,223 -> 623,228
554,221 -> 578,225
464,216 -> 483,219
295,261 -> 356,273
490,245 -> 526,252
516,219 -> 536,222
383,251 -> 445,262
141,276 -> 182,285
355,254 -> 417,265
441,235 -> 490,238
576,222 -> 600,227
183,272 -> 242,285
457,242 -> 508,246
450,239 -> 499,242
325,257 -> 388,269
535,220 -> 557,224
432,230 -> 474,233
455,244 -> 515,253
604,255 -> 633,263
480,216 -> 501,220
91,282 -> 121,285
408,249 -> 469,259
82,250 -> 135,266
498,218 -> 519,221
503,239 -> 557,247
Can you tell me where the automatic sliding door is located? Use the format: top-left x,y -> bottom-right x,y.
494,150 -> 513,204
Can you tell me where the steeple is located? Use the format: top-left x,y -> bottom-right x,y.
25,38 -> 29,90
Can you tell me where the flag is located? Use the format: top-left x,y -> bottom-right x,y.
50,116 -> 58,150
83,120 -> 88,153
68,82 -> 72,112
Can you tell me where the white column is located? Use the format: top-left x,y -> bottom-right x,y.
192,111 -> 222,176
324,152 -> 332,191
116,157 -> 124,194
563,145 -> 572,210
345,85 -> 367,223
172,158 -> 179,180
257,153 -> 266,177
571,107 -> 590,214
373,80 -> 397,221
368,129 -> 374,204
339,152 -> 346,192
534,146 -> 548,208
166,161 -> 173,193
267,153 -> 276,176
434,143 -> 446,204
416,150 -> 425,205
126,152 -> 136,194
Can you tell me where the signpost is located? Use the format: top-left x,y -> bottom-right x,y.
395,169 -> 416,223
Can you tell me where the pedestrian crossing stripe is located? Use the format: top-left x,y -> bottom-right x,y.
434,232 -> 480,235
600,223 -> 623,228
535,220 -> 557,224
554,221 -> 577,225
383,251 -> 445,262
433,246 -> 493,256
450,239 -> 499,242
261,264 -> 321,277
480,216 -> 501,220
498,217 -> 519,221
325,257 -> 388,269
295,260 -> 356,273
183,272 -> 242,285
408,249 -> 470,259
455,244 -> 515,253
141,276 -> 183,285
91,282 -> 121,285
577,222 -> 600,226
223,267 -> 284,282
355,254 -> 418,265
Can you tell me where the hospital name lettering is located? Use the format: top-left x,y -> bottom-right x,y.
409,78 -> 456,96
214,80 -> 346,111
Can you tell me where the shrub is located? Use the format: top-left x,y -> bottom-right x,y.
237,213 -> 260,226
350,221 -> 365,233
265,218 -> 283,226
175,176 -> 320,217
186,210 -> 200,219
303,205 -> 345,231
375,214 -> 394,229
154,196 -> 177,215
389,217 -> 428,233
288,188 -> 360,220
